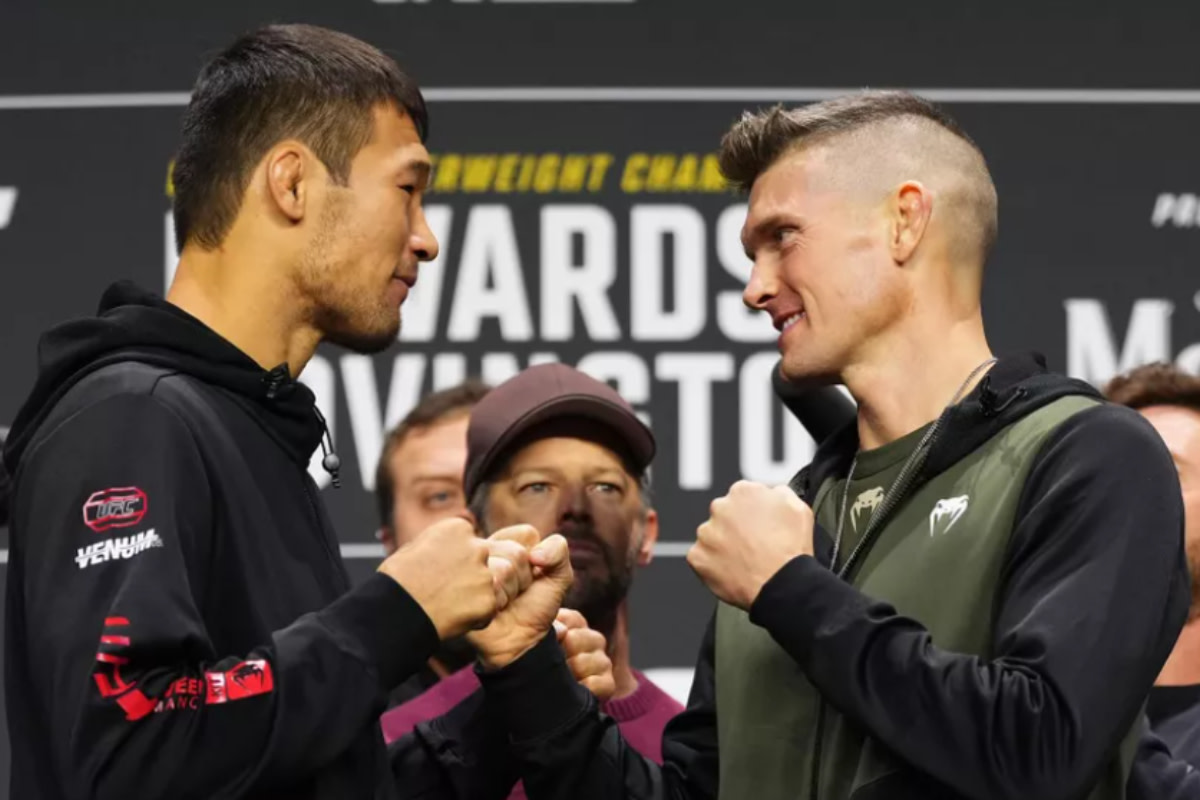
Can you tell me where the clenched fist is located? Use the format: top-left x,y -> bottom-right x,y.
485,525 -> 539,611
469,533 -> 574,670
379,517 -> 496,640
555,608 -> 616,702
688,481 -> 815,610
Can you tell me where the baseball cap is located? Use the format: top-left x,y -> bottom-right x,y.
463,363 -> 656,499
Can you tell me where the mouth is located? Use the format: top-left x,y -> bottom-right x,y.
773,310 -> 806,332
566,538 -> 605,565
393,273 -> 417,288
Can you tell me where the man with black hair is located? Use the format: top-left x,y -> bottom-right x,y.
2,24 -> 565,800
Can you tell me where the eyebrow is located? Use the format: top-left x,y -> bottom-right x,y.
403,473 -> 462,488
741,212 -> 797,258
401,158 -> 433,190
510,465 -> 630,483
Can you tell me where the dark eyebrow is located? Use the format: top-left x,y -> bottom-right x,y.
742,213 -> 794,259
402,158 -> 433,190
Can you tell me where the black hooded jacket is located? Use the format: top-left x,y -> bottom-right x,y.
432,354 -> 1190,800
3,283 -> 442,799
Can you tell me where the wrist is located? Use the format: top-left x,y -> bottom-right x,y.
750,552 -> 811,607
475,637 -> 542,671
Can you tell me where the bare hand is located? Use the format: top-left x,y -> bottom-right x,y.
687,481 -> 815,610
485,525 -> 539,610
555,608 -> 615,702
469,534 -> 574,670
379,517 -> 495,640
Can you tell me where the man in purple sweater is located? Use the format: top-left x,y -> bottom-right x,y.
380,364 -> 682,775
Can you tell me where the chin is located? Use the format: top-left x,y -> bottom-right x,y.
325,321 -> 400,354
779,354 -> 839,387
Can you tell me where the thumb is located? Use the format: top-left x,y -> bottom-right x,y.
531,534 -> 572,581
773,483 -> 804,507
489,523 -> 541,550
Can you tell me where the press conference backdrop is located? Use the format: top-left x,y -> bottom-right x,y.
3,1 -> 1200,793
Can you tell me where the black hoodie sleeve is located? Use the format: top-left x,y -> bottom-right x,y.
462,617 -> 719,800
386,689 -> 522,799
747,403 -> 1189,800
10,394 -> 439,799
1128,719 -> 1200,800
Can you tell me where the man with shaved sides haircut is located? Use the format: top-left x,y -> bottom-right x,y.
453,90 -> 1190,799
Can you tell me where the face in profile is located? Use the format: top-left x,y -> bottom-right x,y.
740,147 -> 908,384
383,412 -> 471,554
301,103 -> 439,354
483,435 -> 657,638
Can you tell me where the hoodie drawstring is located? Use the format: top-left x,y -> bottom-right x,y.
312,405 -> 341,489
263,363 -> 341,489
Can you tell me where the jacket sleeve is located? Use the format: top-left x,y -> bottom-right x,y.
1128,718 -> 1200,800
386,689 -> 520,800
462,614 -> 719,800
748,403 -> 1190,800
10,394 -> 439,799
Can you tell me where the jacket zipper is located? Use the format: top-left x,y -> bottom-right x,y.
262,365 -> 348,593
807,422 -> 944,800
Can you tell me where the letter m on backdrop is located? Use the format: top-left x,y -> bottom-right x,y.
0,187 -> 16,230
1065,298 -> 1173,386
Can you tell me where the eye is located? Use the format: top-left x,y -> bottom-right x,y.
519,482 -> 552,496
398,184 -> 417,196
590,482 -> 623,496
772,226 -> 797,245
422,491 -> 458,510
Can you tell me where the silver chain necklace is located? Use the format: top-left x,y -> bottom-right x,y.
830,357 -> 999,575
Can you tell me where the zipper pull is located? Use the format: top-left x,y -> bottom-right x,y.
263,364 -> 290,400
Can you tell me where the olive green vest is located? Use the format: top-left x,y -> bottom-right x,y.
715,396 -> 1140,799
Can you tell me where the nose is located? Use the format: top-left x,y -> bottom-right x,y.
557,484 -> 592,524
410,203 -> 440,263
743,259 -> 779,312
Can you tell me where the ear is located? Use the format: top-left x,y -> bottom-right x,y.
264,142 -> 309,225
377,526 -> 398,556
636,508 -> 660,567
891,180 -> 933,264
456,508 -> 485,538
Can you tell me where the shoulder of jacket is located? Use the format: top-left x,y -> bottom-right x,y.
28,364 -> 194,456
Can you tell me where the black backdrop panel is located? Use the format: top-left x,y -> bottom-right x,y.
2,4 -> 1200,796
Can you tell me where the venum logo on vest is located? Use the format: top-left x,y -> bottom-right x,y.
929,496 -> 970,537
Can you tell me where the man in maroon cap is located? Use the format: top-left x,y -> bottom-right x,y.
380,363 -> 683,791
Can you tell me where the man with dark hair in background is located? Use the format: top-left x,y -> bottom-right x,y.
1,24 -> 563,799
1106,363 -> 1200,764
381,364 -> 682,796
443,90 -> 1190,799
374,380 -> 492,706
376,381 -> 492,559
